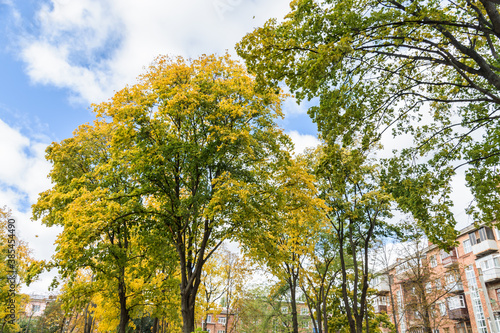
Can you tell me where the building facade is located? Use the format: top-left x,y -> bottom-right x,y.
23,294 -> 56,317
203,302 -> 316,333
373,224 -> 500,333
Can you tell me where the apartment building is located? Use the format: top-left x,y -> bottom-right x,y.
202,308 -> 238,333
202,302 -> 315,333
23,294 -> 56,317
373,224 -> 500,333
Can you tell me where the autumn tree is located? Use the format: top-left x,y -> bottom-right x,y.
237,285 -> 306,333
299,230 -> 340,333
380,225 -> 464,333
32,120 -> 179,333
240,155 -> 325,333
197,249 -> 227,330
0,208 -> 33,332
236,0 -> 500,245
312,144 -> 393,333
91,53 -> 292,333
220,249 -> 252,333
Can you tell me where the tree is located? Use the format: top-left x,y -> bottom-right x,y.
219,249 -> 252,333
377,225 -> 464,333
32,120 -> 179,333
236,0 -> 500,244
237,285 -> 303,333
240,154 -> 325,333
313,144 -> 393,333
91,53 -> 291,333
299,230 -> 339,333
0,208 -> 33,333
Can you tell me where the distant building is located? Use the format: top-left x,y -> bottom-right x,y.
24,294 -> 56,317
372,224 -> 500,333
202,308 -> 238,333
202,302 -> 315,333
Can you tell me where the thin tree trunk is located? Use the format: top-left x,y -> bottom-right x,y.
289,273 -> 299,333
118,276 -> 130,333
152,318 -> 159,333
388,275 -> 400,333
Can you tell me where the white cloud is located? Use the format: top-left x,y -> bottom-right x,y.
287,130 -> 320,154
20,0 -> 292,105
0,119 -> 57,264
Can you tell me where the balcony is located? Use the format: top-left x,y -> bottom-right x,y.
375,305 -> 388,313
373,277 -> 390,294
446,281 -> 464,293
482,267 -> 500,283
449,308 -> 469,321
442,249 -> 458,267
491,299 -> 500,313
472,239 -> 499,257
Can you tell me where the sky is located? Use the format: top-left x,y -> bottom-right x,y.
0,0 -> 321,293
0,0 -> 474,294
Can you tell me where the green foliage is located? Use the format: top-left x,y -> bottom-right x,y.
236,0 -> 500,245
34,53 -> 292,333
0,209 -> 33,332
238,286 -> 299,333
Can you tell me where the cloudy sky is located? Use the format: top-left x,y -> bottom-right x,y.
0,0 -> 321,293
0,0 -> 474,293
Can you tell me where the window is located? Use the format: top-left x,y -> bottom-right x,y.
435,279 -> 442,290
479,255 -> 500,272
281,306 -> 288,314
497,288 -> 500,302
469,232 -> 478,245
433,330 -> 440,333
439,302 -> 447,316
32,304 -> 40,312
463,239 -> 472,254
207,330 -> 211,333
300,307 -> 308,315
430,255 -> 437,268
471,227 -> 496,245
218,330 -> 225,333
206,315 -> 212,323
218,317 -> 226,324
448,295 -> 466,310
441,250 -> 451,260
379,296 -> 387,305
426,282 -> 433,293
445,273 -> 456,284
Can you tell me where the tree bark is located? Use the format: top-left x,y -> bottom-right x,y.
289,273 -> 299,333
118,276 -> 130,333
152,317 -> 159,333
181,286 -> 196,333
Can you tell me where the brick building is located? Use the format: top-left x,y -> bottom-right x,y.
373,224 -> 500,333
202,308 -> 238,333
24,294 -> 56,317
202,302 -> 315,333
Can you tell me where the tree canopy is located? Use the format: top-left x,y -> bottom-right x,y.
236,0 -> 500,241
34,53 -> 294,333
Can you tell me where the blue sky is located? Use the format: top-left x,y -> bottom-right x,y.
0,0 -> 320,292
0,0 -> 475,294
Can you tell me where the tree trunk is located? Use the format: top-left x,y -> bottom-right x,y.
289,274 -> 299,333
181,289 -> 196,333
118,277 -> 130,333
388,276 -> 399,333
152,318 -> 159,333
